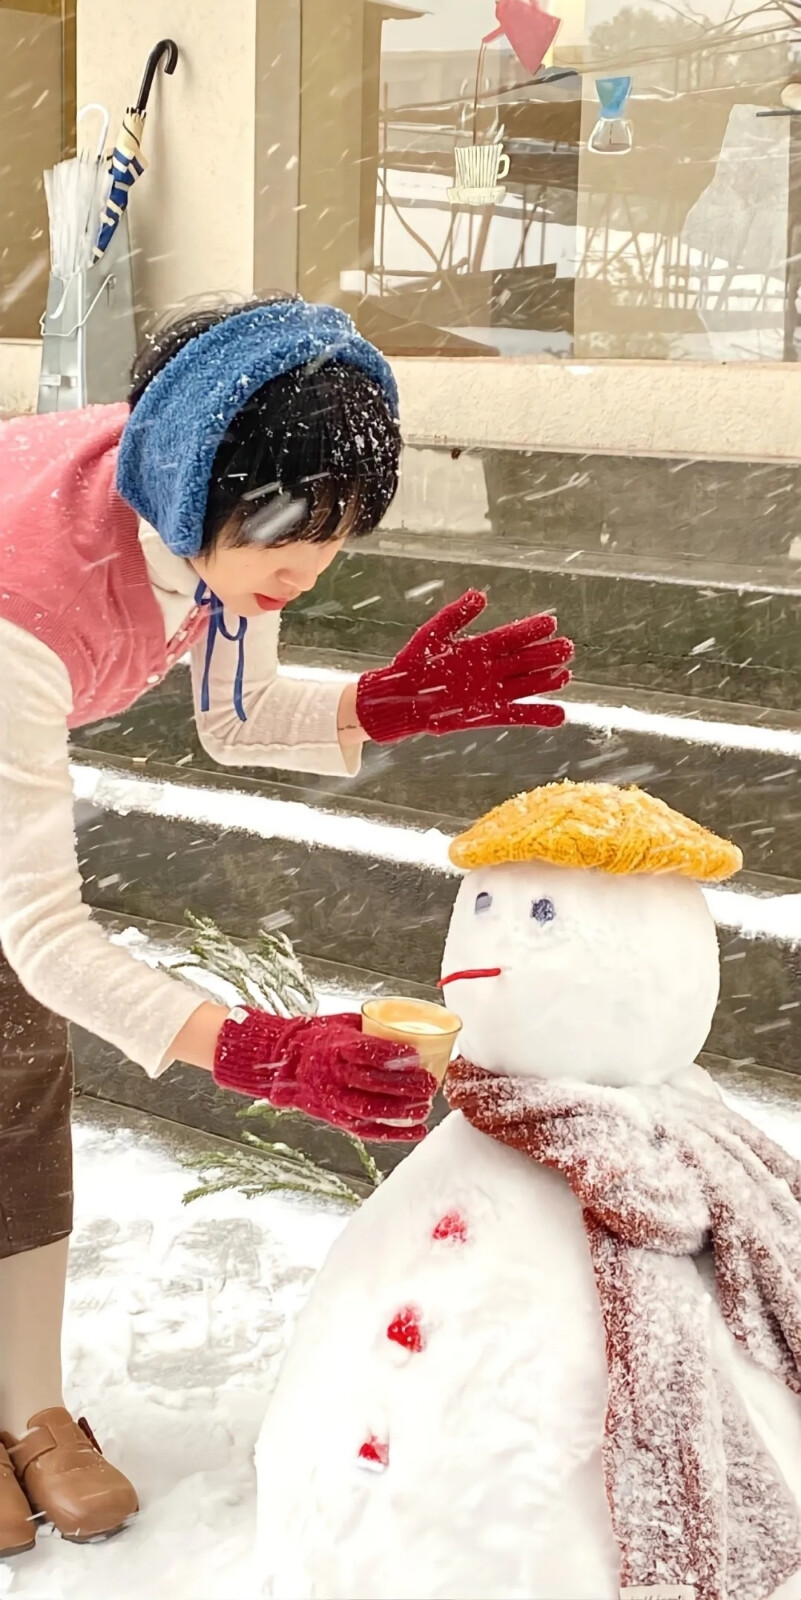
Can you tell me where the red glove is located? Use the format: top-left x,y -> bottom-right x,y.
213,1009 -> 437,1142
355,590 -> 573,744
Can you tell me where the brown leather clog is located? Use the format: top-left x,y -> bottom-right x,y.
7,1408 -> 138,1544
0,1439 -> 36,1557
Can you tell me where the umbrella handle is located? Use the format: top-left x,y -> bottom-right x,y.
77,102 -> 110,161
135,38 -> 179,114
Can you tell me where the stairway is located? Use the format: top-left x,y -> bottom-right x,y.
71,441 -> 801,1174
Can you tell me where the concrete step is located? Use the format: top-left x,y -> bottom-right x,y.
75,663 -> 801,882
392,443 -> 801,585
279,534 -> 801,709
71,752 -> 801,1082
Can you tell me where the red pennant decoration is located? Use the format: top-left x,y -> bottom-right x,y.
484,0 -> 561,75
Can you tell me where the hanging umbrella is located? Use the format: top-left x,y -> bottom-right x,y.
94,38 -> 178,260
43,103 -> 111,281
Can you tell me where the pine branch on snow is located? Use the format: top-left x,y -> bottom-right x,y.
182,1131 -> 364,1208
242,1102 -> 383,1192
179,912 -> 381,1208
176,911 -> 318,1018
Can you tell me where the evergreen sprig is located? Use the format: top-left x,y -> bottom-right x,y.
179,912 -> 382,1209
173,911 -> 318,1018
182,1129 -> 363,1208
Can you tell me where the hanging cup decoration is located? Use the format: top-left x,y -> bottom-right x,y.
448,141 -> 511,206
589,76 -> 633,155
450,0 -> 561,206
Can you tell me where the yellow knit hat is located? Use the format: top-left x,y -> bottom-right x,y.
449,781 -> 742,882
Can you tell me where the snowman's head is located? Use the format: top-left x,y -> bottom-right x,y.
441,782 -> 742,1088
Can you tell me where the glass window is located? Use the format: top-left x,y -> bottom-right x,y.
297,0 -> 801,361
0,0 -> 76,340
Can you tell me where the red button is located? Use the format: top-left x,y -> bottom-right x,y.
357,1435 -> 389,1471
433,1210 -> 469,1243
387,1307 -> 425,1353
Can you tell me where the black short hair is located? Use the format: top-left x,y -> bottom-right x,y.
129,293 -> 402,552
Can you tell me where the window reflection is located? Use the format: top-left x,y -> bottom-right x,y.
0,0 -> 76,341
297,0 -> 801,361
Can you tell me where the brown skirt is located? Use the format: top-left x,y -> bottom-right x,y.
0,950 -> 73,1259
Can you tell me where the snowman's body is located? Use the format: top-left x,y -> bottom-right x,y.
256,856 -> 801,1600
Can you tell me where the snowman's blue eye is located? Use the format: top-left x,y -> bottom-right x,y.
474,892 -> 493,914
531,897 -> 556,924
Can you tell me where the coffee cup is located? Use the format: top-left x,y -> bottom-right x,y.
452,141 -> 510,199
362,997 -> 462,1085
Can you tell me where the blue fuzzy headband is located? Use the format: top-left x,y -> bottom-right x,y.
117,299 -> 399,558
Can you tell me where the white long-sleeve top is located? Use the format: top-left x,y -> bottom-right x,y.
0,523 -> 358,1076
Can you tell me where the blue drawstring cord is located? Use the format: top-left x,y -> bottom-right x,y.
194,580 -> 248,723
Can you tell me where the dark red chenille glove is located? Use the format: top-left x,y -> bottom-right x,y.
213,1009 -> 437,1142
355,591 -> 573,744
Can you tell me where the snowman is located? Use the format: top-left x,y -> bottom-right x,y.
255,782 -> 801,1600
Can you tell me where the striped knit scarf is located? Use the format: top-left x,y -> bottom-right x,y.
446,1060 -> 801,1600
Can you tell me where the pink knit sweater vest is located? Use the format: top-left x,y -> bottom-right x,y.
0,405 -> 207,729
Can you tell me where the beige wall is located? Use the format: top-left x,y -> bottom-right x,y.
76,0 -> 303,323
77,0 -> 260,324
0,340 -> 41,415
393,356 -> 801,464
6,331 -> 801,463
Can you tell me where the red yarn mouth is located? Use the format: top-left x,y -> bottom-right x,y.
438,968 -> 502,988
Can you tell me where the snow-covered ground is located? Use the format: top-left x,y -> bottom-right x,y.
0,1102 -> 347,1600
2,1080 -> 798,1599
